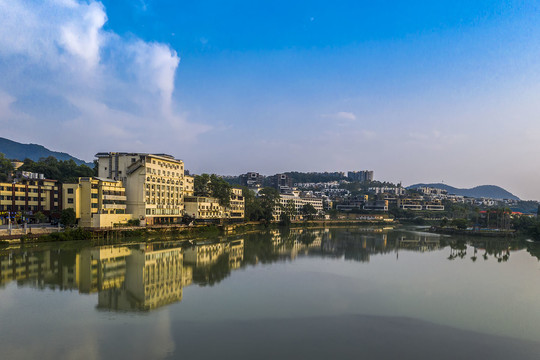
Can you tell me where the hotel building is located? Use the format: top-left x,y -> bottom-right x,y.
95,152 -> 185,225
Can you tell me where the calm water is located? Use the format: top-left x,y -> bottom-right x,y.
1,227 -> 540,360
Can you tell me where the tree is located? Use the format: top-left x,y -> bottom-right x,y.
301,203 -> 317,221
60,208 -> 76,227
34,211 -> 46,224
194,173 -> 211,196
241,186 -> 261,221
259,187 -> 281,223
0,153 -> 14,182
194,174 -> 232,207
451,218 -> 469,230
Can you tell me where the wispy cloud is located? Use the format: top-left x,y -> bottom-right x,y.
0,0 -> 210,160
321,111 -> 357,121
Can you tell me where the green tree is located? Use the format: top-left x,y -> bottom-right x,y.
301,203 -> 317,220
241,186 -> 261,221
0,153 -> 14,182
259,187 -> 281,223
451,218 -> 469,230
19,156 -> 93,182
208,174 -> 232,207
34,211 -> 46,224
60,208 -> 76,227
194,173 -> 210,196
194,174 -> 232,207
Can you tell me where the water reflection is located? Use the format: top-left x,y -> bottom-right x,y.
0,228 -> 535,313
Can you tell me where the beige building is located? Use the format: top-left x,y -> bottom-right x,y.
184,239 -> 244,269
226,188 -> 245,220
63,177 -> 133,228
185,188 -> 245,221
96,152 -> 185,225
184,196 -> 224,220
184,175 -> 194,196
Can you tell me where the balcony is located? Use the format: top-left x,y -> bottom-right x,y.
103,194 -> 127,201
103,204 -> 127,210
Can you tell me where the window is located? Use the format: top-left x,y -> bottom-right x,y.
91,203 -> 98,208
67,188 -> 74,194
68,198 -> 74,204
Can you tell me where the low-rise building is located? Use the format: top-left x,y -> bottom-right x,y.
184,196 -> 224,220
274,194 -> 324,220
0,175 -> 61,224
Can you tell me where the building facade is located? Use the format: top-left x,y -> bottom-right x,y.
0,175 -> 61,224
63,177 -> 133,228
96,152 -> 185,225
226,188 -> 245,220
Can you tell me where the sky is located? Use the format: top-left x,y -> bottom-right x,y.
1,1 -> 540,199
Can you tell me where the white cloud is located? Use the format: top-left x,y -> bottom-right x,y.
59,1 -> 106,69
0,0 -> 210,160
321,111 -> 357,121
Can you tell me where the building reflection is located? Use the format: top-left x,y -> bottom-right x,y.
0,228 -> 532,312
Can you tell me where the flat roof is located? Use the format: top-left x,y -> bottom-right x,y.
94,152 -> 183,163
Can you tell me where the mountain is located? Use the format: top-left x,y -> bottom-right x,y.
0,137 -> 92,166
407,183 -> 520,201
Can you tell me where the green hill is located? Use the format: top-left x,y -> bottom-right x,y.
407,183 -> 520,201
0,137 -> 92,166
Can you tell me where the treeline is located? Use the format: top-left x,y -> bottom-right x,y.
284,171 -> 346,184
0,154 -> 95,183
18,157 -> 95,183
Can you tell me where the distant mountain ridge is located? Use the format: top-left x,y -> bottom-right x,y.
0,137 -> 92,166
407,183 -> 520,201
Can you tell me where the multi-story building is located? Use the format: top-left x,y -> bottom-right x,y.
63,177 -> 132,228
274,194 -> 324,220
369,186 -> 406,196
95,152 -> 185,225
184,196 -> 224,220
240,172 -> 264,189
226,188 -> 245,220
348,170 -> 374,183
397,198 -> 445,211
270,173 -> 293,192
0,174 -> 61,224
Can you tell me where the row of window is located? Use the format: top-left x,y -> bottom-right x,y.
0,196 -> 46,201
0,205 -> 57,211
150,159 -> 182,171
0,187 -> 47,193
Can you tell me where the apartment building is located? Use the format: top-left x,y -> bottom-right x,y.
95,152 -> 185,225
274,194 -> 324,220
63,177 -> 132,228
347,170 -> 374,182
0,175 -> 61,224
226,188 -> 245,220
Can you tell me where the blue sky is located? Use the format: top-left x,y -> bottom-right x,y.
1,0 -> 540,199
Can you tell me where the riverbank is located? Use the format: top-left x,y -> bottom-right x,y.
429,226 -> 516,237
0,219 -> 395,246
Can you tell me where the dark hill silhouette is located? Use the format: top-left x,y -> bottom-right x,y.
0,137 -> 92,166
407,183 -> 520,201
